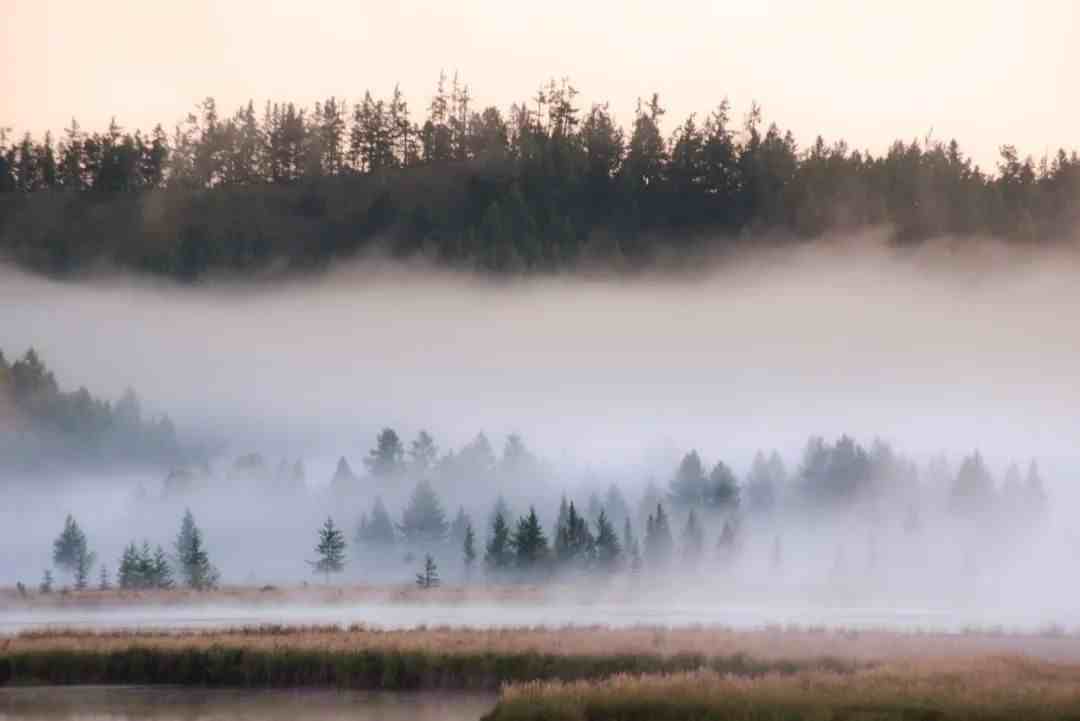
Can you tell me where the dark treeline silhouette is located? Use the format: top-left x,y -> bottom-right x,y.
3,74 -> 1079,278
0,346 -> 184,471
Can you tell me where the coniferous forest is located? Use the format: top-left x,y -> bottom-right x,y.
2,74 -> 1079,279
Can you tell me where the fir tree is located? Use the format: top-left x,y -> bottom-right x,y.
356,497 -> 396,547
40,569 -> 54,594
311,517 -> 347,583
398,480 -> 449,546
416,554 -> 440,589
643,503 -> 673,568
484,509 -> 513,577
680,509 -> 704,567
463,521 -> 477,575
512,507 -> 549,574
365,427 -> 404,477
53,514 -> 94,585
151,545 -> 174,589
175,509 -> 219,590
593,510 -> 622,571
98,564 -> 110,591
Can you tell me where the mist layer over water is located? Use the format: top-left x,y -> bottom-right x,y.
2,237 -> 1079,634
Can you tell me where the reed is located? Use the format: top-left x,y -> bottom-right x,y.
483,657 -> 1080,721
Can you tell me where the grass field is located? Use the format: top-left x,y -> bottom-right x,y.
483,658 -> 1080,721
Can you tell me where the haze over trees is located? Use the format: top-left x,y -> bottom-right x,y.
0,347 -> 184,472
2,75 -> 1078,279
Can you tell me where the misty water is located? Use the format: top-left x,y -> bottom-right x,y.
0,687 -> 496,721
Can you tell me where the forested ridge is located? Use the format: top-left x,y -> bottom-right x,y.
0,347 -> 183,471
2,75 -> 1078,278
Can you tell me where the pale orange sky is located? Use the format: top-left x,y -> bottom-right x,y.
2,0 -> 1077,169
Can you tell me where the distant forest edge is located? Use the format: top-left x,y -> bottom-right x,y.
0,347 -> 187,472
2,74 -> 1079,278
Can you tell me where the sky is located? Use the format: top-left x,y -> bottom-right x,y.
2,0 -> 1077,170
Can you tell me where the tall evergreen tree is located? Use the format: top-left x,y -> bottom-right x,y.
398,480 -> 449,545
484,509 -> 513,577
512,507 -> 549,574
593,510 -> 621,572
366,428 -> 405,478
175,509 -> 218,590
311,517 -> 347,583
463,521 -> 477,576
643,503 -> 673,569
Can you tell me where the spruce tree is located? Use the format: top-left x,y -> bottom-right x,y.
680,509 -> 704,566
357,497 -> 396,547
416,554 -> 440,589
593,510 -> 622,572
175,509 -> 219,590
512,507 -> 549,575
53,515 -> 93,585
40,569 -> 53,594
484,510 -> 512,577
311,517 -> 347,584
152,545 -> 174,589
98,564 -> 110,591
398,480 -> 449,546
463,521 -> 477,576
643,503 -> 673,568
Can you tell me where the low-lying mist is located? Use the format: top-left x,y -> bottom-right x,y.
2,232 -> 1079,631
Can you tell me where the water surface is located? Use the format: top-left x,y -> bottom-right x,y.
0,687 -> 495,721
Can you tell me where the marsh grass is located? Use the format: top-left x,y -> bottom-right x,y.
484,657 -> 1080,721
0,626 -> 854,690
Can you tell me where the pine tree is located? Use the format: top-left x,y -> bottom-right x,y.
449,506 -> 471,548
151,545 -> 174,589
416,554 -> 440,589
512,507 -> 549,574
175,509 -> 219,590
366,427 -> 404,477
643,503 -> 673,568
356,497 -> 397,547
593,510 -> 622,572
463,521 -> 477,576
311,517 -> 347,584
40,569 -> 54,594
680,509 -> 704,567
398,480 -> 449,546
484,510 -> 513,578
98,564 -> 110,591
53,515 -> 92,584
73,543 -> 95,590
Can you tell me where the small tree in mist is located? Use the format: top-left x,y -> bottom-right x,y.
98,564 -> 110,591
449,505 -> 471,548
680,508 -> 704,567
330,456 -> 359,491
705,461 -> 740,510
151,545 -> 174,588
623,516 -> 642,573
175,509 -> 219,590
53,514 -> 93,586
716,518 -> 738,564
416,554 -> 440,589
409,430 -> 438,476
398,480 -> 449,546
644,503 -> 673,569
670,451 -> 707,507
594,510 -> 622,572
39,569 -> 54,594
485,510 -> 513,578
366,427 -> 405,478
356,497 -> 396,548
463,521 -> 477,577
310,516 -> 347,584
512,507 -> 549,576
554,500 -> 593,570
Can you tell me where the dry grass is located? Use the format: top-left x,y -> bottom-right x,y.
6,623 -> 1080,664
487,657 -> 1080,720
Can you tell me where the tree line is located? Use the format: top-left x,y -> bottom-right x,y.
39,509 -> 218,594
0,347 -> 184,471
2,74 -> 1078,278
